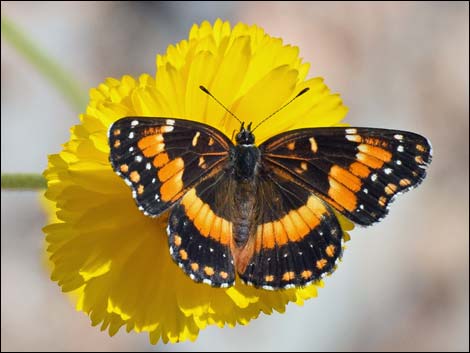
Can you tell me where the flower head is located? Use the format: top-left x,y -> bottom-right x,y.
43,19 -> 353,344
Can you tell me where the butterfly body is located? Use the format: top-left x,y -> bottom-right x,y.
109,117 -> 432,290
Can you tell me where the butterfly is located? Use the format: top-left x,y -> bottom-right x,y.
108,87 -> 432,290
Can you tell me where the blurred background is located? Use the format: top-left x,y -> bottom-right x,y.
1,1 -> 468,351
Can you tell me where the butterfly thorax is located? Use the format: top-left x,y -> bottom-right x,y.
232,126 -> 259,182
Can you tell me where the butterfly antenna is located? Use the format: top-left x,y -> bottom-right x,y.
199,85 -> 243,125
251,87 -> 310,132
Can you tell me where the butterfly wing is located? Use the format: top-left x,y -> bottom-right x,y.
237,173 -> 344,289
108,117 -> 232,217
168,171 -> 237,287
238,127 -> 432,289
259,127 -> 432,226
109,117 -> 236,287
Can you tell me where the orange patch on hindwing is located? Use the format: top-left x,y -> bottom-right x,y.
256,196 -> 326,249
316,259 -> 327,270
282,272 -> 295,281
180,189 -> 232,245
325,244 -> 336,257
301,270 -> 312,279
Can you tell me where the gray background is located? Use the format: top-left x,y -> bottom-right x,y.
2,1 -> 469,351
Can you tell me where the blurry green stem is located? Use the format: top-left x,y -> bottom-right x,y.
1,174 -> 46,190
1,16 -> 87,111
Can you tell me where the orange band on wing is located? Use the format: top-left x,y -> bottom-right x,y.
356,152 -> 385,169
138,134 -> 165,157
153,153 -> 169,168
158,158 -> 184,182
328,177 -> 357,212
256,195 -> 327,250
357,144 -> 392,162
273,220 -> 287,247
181,189 -> 232,245
349,162 -> 371,178
329,165 -> 362,192
137,134 -> 163,149
160,170 -> 184,202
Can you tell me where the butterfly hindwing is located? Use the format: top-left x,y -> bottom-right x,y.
260,127 -> 432,225
108,117 -> 232,217
237,173 -> 344,289
168,170 -> 236,287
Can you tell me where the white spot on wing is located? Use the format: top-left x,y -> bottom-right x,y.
371,173 -> 378,181
346,128 -> 357,134
129,147 -> 134,152
363,188 -> 369,194
384,168 -> 392,175
135,155 -> 143,162
146,162 -> 151,170
346,135 -> 361,142
128,132 -> 135,139
166,119 -> 175,126
397,145 -> 404,152
394,134 -> 403,140
131,120 -> 139,127
396,160 -> 402,165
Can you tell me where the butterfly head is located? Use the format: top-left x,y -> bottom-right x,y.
235,122 -> 255,146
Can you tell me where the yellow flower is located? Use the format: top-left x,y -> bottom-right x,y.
43,19 -> 353,344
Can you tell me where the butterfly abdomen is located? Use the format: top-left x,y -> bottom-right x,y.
231,181 -> 258,248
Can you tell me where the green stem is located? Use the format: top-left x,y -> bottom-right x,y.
1,16 -> 87,111
1,173 -> 46,190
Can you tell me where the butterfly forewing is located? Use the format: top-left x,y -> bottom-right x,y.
108,117 -> 232,217
260,127 -> 432,225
